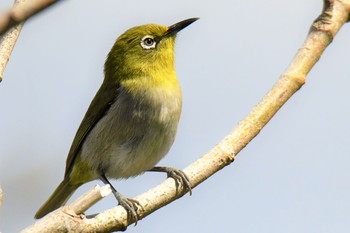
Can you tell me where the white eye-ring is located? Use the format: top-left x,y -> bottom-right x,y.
140,35 -> 156,49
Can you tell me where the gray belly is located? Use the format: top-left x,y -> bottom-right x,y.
79,87 -> 181,179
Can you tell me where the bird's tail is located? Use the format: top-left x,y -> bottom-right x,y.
35,178 -> 80,219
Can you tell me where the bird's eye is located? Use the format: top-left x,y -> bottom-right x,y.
140,35 -> 156,49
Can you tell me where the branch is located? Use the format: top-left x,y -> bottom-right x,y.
0,0 -> 59,81
21,0 -> 350,232
0,0 -> 25,82
21,185 -> 112,233
0,0 -> 58,36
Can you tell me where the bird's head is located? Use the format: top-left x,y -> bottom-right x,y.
104,18 -> 199,82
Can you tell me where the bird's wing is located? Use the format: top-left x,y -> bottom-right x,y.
64,81 -> 119,177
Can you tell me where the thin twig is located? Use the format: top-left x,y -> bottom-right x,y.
68,184 -> 112,215
21,0 -> 350,232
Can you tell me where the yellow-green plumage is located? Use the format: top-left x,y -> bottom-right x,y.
35,18 -> 198,220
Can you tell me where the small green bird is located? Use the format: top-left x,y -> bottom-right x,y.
35,18 -> 198,221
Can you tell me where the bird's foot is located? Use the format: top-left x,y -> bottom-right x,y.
114,192 -> 142,225
150,166 -> 192,195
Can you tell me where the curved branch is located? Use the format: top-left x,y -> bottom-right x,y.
0,0 -> 58,36
21,0 -> 350,232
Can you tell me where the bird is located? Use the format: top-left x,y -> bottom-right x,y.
35,17 -> 199,222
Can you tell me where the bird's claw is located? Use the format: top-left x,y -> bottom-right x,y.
166,167 -> 192,195
150,166 -> 192,195
115,193 -> 143,225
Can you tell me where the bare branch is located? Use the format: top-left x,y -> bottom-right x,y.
0,0 -> 60,81
21,185 -> 112,233
0,0 -> 25,82
20,0 -> 350,232
0,22 -> 24,82
68,184 -> 112,215
0,0 -> 58,36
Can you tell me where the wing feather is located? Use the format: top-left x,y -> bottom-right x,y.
64,82 -> 119,177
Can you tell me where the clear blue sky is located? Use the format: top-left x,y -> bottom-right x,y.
1,0 -> 350,232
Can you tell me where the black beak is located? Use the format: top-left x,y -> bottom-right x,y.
164,17 -> 199,37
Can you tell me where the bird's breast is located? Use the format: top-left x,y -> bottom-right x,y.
79,78 -> 182,179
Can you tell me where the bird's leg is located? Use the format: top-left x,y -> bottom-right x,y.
148,166 -> 192,195
99,173 -> 142,225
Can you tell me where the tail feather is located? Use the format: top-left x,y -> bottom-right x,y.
35,178 -> 80,219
